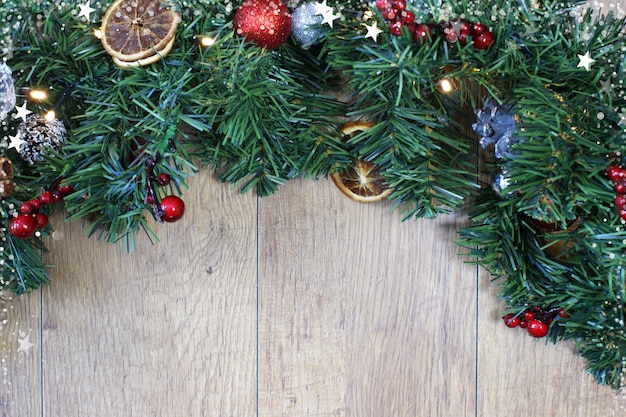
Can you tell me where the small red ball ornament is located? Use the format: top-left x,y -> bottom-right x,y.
527,319 -> 549,338
10,213 -> 38,239
503,313 -> 519,328
473,30 -> 495,50
413,24 -> 431,43
160,195 -> 185,223
234,0 -> 292,50
34,213 -> 49,230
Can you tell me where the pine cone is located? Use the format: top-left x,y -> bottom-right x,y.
16,114 -> 67,164
472,99 -> 519,158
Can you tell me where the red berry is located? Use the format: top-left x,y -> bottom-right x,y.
157,173 -> 171,186
523,309 -> 534,321
473,30 -> 494,50
376,0 -> 391,10
391,0 -> 406,10
34,213 -> 49,230
389,20 -> 403,36
615,180 -> 626,194
20,201 -> 34,214
615,194 -> 626,208
607,165 -> 622,181
558,308 -> 569,318
380,8 -> 397,21
503,313 -> 519,328
527,319 -> 549,338
443,25 -> 458,43
39,190 -> 53,205
458,22 -> 471,44
160,195 -> 185,223
51,190 -> 62,203
10,213 -> 38,239
146,194 -> 155,205
400,10 -> 415,24
59,184 -> 74,196
519,318 -> 528,329
471,22 -> 487,34
619,208 -> 626,221
29,198 -> 42,211
413,24 -> 431,43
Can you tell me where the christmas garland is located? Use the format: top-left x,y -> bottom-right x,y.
1,0 -> 625,390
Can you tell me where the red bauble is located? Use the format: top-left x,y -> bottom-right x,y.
34,213 -> 49,230
160,195 -> 185,223
10,213 -> 38,239
527,319 -> 549,338
234,0 -> 292,50
473,30 -> 495,50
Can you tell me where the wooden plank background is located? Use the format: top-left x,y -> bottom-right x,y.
2,2 -> 626,415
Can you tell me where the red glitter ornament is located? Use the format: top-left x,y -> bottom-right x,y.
234,0 -> 292,50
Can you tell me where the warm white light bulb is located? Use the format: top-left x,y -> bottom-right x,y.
199,37 -> 216,47
29,89 -> 48,101
439,79 -> 453,93
44,110 -> 56,121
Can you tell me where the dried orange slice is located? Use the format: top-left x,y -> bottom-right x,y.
100,0 -> 180,66
331,122 -> 393,203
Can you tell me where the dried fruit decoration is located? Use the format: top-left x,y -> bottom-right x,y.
100,0 -> 181,67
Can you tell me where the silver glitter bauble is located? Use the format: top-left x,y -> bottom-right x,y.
291,2 -> 325,49
0,63 -> 16,121
16,114 -> 67,164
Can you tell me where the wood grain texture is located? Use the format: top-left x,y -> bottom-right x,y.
40,173 -> 257,416
258,178 -> 477,417
0,292 -> 42,417
1,171 -> 623,417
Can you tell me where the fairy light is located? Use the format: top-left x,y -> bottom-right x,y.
29,89 -> 48,101
44,110 -> 56,122
439,79 -> 454,93
199,36 -> 216,47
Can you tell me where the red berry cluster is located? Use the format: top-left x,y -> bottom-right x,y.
374,0 -> 495,49
10,181 -> 74,239
606,164 -> 626,220
442,20 -> 494,50
503,306 -> 568,338
145,156 -> 185,223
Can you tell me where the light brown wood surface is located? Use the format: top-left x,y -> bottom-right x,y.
2,173 -> 625,417
3,2 -> 626,415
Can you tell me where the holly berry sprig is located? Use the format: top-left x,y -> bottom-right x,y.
375,0 -> 495,49
503,306 -> 568,338
606,163 -> 626,221
10,178 -> 74,239
144,154 -> 185,223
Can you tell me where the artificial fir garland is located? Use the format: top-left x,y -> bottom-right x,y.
0,0 -> 625,390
